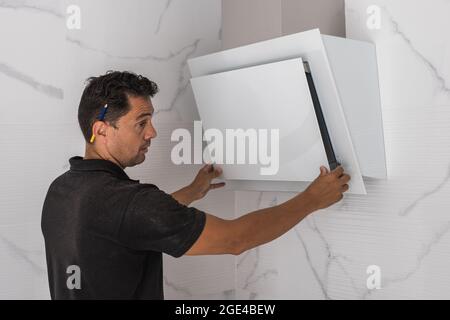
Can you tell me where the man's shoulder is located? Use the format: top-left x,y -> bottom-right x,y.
46,170 -> 71,192
46,168 -> 162,204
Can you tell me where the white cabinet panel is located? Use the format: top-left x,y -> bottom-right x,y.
322,35 -> 387,179
191,58 -> 329,182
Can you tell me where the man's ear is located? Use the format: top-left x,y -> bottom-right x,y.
92,121 -> 107,138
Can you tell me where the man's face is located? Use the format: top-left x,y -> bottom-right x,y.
104,95 -> 157,168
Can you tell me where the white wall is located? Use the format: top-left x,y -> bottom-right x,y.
0,0 -> 235,300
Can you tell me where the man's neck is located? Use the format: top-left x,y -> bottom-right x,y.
84,145 -> 125,170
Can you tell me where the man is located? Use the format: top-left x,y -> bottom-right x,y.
41,71 -> 350,300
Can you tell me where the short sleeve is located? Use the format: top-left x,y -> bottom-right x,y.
117,184 -> 206,257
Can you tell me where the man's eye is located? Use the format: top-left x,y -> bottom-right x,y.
139,122 -> 146,128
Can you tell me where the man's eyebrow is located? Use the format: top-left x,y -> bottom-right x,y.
135,112 -> 153,121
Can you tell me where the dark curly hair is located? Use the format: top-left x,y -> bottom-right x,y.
78,71 -> 159,142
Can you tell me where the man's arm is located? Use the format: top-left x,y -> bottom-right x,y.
185,166 -> 350,256
170,185 -> 197,207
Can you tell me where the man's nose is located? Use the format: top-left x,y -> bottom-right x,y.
146,122 -> 157,139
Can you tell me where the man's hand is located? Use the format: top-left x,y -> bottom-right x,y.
171,164 -> 225,206
302,165 -> 351,210
190,164 -> 226,200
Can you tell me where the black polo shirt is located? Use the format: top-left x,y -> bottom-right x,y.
41,156 -> 206,300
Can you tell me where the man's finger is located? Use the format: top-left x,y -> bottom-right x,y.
319,166 -> 329,176
340,174 -> 351,184
210,182 -> 226,189
205,164 -> 222,178
202,164 -> 213,173
213,166 -> 223,178
332,166 -> 344,178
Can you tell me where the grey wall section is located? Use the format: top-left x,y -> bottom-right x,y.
282,0 -> 345,37
222,0 -> 282,49
222,0 -> 345,50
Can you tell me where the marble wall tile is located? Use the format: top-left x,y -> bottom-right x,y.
236,191 -> 450,299
0,223 -> 49,299
0,0 -> 233,299
345,0 -> 450,108
232,0 -> 450,299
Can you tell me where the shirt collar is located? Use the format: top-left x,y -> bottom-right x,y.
69,156 -> 139,182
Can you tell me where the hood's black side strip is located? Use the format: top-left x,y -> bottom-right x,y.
303,61 -> 340,170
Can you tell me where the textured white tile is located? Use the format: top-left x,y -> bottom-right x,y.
0,124 -> 84,225
235,192 -> 450,299
0,223 -> 49,299
0,1 -> 65,90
